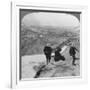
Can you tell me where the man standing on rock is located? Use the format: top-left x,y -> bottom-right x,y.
43,44 -> 52,65
69,43 -> 79,66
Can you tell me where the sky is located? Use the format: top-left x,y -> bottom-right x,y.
20,9 -> 81,32
20,9 -> 81,21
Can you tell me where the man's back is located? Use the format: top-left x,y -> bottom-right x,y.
69,46 -> 76,55
44,46 -> 52,55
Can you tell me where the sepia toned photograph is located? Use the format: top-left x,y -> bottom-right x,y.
20,9 -> 81,80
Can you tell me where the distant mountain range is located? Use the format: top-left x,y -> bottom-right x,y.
20,27 -> 80,56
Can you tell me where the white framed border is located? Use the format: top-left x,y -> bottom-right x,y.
11,1 -> 88,89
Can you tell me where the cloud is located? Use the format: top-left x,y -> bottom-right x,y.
21,12 -> 80,32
